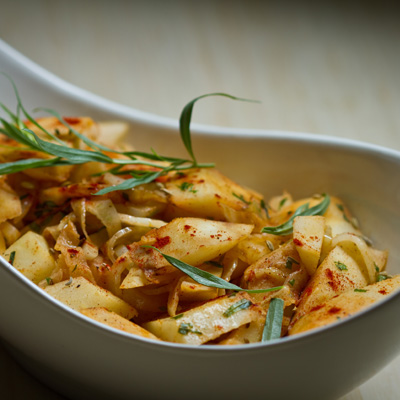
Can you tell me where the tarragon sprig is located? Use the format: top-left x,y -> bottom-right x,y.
143,245 -> 283,294
0,77 -> 257,195
261,194 -> 330,236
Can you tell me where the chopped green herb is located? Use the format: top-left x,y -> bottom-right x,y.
45,277 -> 54,286
178,182 -> 197,193
342,213 -> 351,223
232,192 -> 251,205
262,298 -> 284,341
223,299 -> 252,317
171,313 -> 184,320
72,264 -> 78,273
262,194 -> 330,236
286,256 -> 299,270
377,273 -> 389,282
288,279 -> 295,287
260,199 -> 270,219
354,288 -> 367,293
8,250 -> 16,265
266,240 -> 274,252
336,204 -> 344,212
334,261 -> 348,271
374,262 -> 379,273
278,197 -> 287,210
178,322 -> 202,335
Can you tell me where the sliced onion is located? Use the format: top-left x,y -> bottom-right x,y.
331,232 -> 376,284
82,240 -> 99,260
167,276 -> 186,317
118,213 -> 166,229
105,227 -> 133,263
71,198 -> 89,239
86,199 -> 121,237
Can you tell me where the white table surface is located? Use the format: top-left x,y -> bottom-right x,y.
0,1 -> 399,399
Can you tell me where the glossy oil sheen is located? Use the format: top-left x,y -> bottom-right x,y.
0,40 -> 400,400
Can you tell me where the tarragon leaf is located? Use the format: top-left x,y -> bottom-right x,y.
262,194 -> 330,236
143,245 -> 283,294
262,297 -> 284,341
179,93 -> 260,164
0,157 -> 70,175
95,170 -> 164,195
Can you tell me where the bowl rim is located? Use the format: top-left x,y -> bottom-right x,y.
1,38 -> 400,353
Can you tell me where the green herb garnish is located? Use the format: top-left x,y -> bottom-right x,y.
261,194 -> 330,236
260,199 -> 270,219
179,93 -> 259,165
354,288 -> 367,293
142,245 -> 283,294
336,204 -> 344,212
285,256 -> 299,270
178,322 -> 202,335
45,277 -> 54,286
334,261 -> 348,271
8,250 -> 16,265
278,197 -> 287,210
377,273 -> 389,282
0,80 -> 257,195
178,182 -> 197,193
288,279 -> 295,286
223,299 -> 252,317
232,192 -> 251,205
171,313 -> 185,320
262,298 -> 284,341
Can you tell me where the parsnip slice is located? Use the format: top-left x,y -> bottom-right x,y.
3,231 -> 55,284
44,276 -> 137,319
290,245 -> 369,327
164,168 -> 263,221
293,216 -> 325,276
81,307 -> 159,340
143,293 -> 262,345
289,274 -> 400,335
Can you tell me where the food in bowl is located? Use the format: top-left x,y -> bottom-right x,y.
0,93 -> 399,346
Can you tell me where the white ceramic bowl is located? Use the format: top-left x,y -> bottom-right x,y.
1,40 -> 400,400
